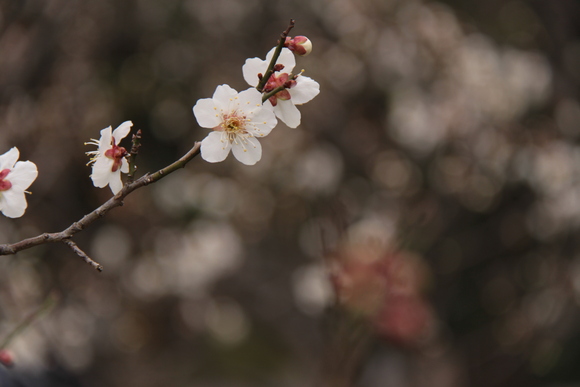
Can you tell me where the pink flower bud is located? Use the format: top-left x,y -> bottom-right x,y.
284,36 -> 313,56
0,350 -> 14,368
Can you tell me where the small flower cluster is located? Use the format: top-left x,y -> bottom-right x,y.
84,30 -> 319,196
196,34 -> 319,165
0,27 -> 318,218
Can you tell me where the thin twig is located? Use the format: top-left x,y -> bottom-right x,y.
0,142 -> 201,258
62,239 -> 102,272
256,19 -> 295,92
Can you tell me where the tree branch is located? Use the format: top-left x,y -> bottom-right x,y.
256,19 -> 295,92
0,141 -> 201,258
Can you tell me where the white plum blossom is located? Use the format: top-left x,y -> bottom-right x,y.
193,84 -> 278,165
86,121 -> 132,194
0,147 -> 38,218
243,47 -> 320,128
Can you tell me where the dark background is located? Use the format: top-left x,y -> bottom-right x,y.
1,0 -> 580,386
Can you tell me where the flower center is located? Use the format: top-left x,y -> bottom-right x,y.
104,139 -> 127,172
0,169 -> 12,191
225,116 -> 244,132
219,112 -> 248,138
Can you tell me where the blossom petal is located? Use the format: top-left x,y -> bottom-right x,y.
290,76 -> 320,105
213,84 -> 240,113
274,99 -> 302,128
193,98 -> 221,128
0,148 -> 19,170
242,57 -> 267,87
247,108 -> 277,137
112,121 -> 133,143
231,136 -> 262,165
237,87 -> 263,114
0,189 -> 27,218
270,47 -> 296,73
91,156 -> 114,188
120,158 -> 129,174
9,161 -> 38,191
108,170 -> 123,194
201,131 -> 231,163
243,48 -> 296,87
98,126 -> 113,152
213,84 -> 238,103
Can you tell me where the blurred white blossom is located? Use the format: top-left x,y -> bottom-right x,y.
0,147 -> 38,218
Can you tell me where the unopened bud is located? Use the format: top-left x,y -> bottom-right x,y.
285,36 -> 312,56
0,350 -> 14,368
273,64 -> 285,72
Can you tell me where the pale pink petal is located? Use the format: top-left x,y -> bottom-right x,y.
112,121 -> 133,143
193,98 -> 222,128
9,161 -> 38,191
0,189 -> 27,218
231,136 -> 262,165
275,100 -> 302,128
201,131 -> 231,163
290,76 -> 320,105
0,148 -> 19,170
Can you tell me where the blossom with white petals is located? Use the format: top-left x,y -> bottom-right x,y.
86,121 -> 132,194
243,47 -> 320,128
193,84 -> 277,165
0,147 -> 38,218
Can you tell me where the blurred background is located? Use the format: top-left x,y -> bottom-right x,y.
0,0 -> 579,386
